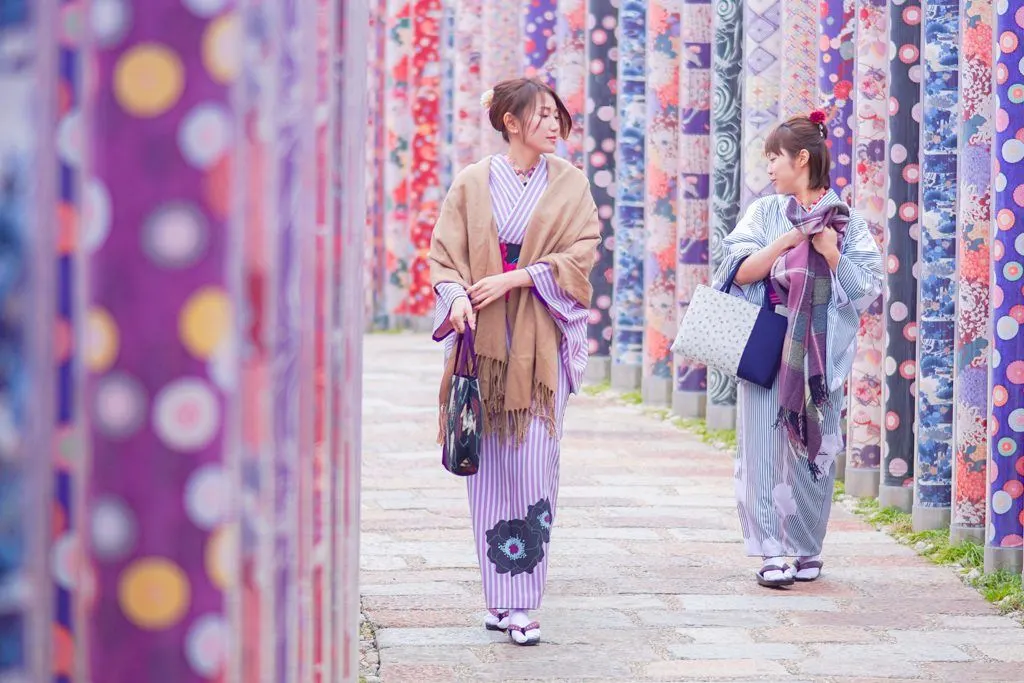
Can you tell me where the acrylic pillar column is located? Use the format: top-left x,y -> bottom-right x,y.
0,3 -> 55,679
583,0 -> 618,384
779,0 -> 817,118
383,0 -> 414,327
53,0 -> 84,673
82,1 -> 243,678
845,0 -> 888,498
739,0 -> 780,207
818,0 -> 855,203
986,1 -> 1024,574
879,0 -> 922,512
911,0 -> 959,530
453,0 -> 483,175
365,0 -> 389,331
557,0 -> 587,168
673,0 -> 713,418
642,0 -> 681,406
480,0 -> 521,155
611,0 -> 646,392
949,0 -> 992,544
524,0 -> 559,84
705,0 -> 743,430
406,0 -> 444,327
335,0 -> 369,673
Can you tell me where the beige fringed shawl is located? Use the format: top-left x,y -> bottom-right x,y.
429,154 -> 600,444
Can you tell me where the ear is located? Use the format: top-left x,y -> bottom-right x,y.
797,149 -> 810,168
503,112 -> 519,134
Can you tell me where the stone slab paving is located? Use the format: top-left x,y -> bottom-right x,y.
360,334 -> 1023,682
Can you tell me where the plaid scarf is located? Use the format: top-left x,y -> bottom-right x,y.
770,194 -> 849,480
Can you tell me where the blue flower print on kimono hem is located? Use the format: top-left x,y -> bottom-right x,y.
486,519 -> 545,576
485,498 -> 554,575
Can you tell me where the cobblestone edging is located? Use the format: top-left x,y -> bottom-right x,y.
359,606 -> 381,683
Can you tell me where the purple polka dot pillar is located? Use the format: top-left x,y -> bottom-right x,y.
83,0 -> 244,679
986,0 -> 1024,573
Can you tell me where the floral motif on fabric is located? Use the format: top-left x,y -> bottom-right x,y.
526,498 -> 554,543
486,518 -> 546,575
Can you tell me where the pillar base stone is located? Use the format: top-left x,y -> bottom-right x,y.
641,376 -> 672,407
705,404 -> 736,431
611,364 -> 641,392
843,467 -> 879,499
878,484 -> 913,513
949,524 -> 985,545
985,546 -> 1024,575
672,390 -> 706,419
912,505 -> 951,532
584,356 -> 611,385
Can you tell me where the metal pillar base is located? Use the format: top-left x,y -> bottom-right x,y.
949,524 -> 985,545
844,467 -> 879,499
834,453 -> 846,483
912,505 -> 951,532
878,484 -> 913,513
641,376 -> 672,407
672,390 -> 705,419
584,356 -> 611,385
705,404 -> 736,431
985,546 -> 1024,575
610,363 -> 641,392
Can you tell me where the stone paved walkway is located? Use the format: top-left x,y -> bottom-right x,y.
360,334 -> 1023,682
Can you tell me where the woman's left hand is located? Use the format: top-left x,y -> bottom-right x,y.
811,228 -> 840,258
467,273 -> 516,310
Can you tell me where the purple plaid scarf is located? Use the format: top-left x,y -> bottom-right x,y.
770,194 -> 849,480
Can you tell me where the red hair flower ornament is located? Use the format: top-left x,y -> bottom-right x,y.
809,110 -> 827,138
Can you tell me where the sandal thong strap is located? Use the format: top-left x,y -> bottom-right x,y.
759,564 -> 789,575
507,622 -> 540,634
796,560 -> 823,571
488,609 -> 509,618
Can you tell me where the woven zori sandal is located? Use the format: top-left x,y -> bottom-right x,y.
508,621 -> 541,646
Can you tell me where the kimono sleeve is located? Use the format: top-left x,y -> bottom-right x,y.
432,282 -> 469,343
711,199 -> 768,296
832,212 -> 884,315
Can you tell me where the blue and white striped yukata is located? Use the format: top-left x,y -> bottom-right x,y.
433,154 -> 589,609
714,190 -> 883,558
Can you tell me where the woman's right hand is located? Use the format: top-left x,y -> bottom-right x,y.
449,296 -> 476,334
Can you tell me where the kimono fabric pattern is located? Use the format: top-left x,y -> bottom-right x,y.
715,191 -> 883,558
430,153 -> 596,609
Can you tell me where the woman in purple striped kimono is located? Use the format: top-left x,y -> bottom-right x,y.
714,113 -> 883,588
428,78 -> 599,645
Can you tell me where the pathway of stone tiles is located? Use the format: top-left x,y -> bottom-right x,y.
360,334 -> 1023,682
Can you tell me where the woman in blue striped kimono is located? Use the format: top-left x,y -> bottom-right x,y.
428,78 -> 600,644
714,113 -> 883,588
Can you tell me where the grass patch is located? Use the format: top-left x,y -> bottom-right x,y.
832,480 -> 845,502
669,416 -> 738,451
844,495 -> 1024,617
621,390 -> 642,405
582,380 -> 611,396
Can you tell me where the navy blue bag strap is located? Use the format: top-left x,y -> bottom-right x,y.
453,327 -> 478,377
718,255 -> 776,311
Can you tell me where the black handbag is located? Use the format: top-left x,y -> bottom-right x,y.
441,329 -> 482,476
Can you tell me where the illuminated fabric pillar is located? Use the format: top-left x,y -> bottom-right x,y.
845,0 -> 888,497
949,0 -> 992,543
583,0 -> 618,380
779,0 -> 817,118
557,0 -> 586,167
524,0 -> 558,84
480,0 -> 520,154
739,0 -> 780,206
986,0 -> 1024,573
453,0 -> 483,174
818,0 -> 855,203
880,0 -> 922,512
642,0 -> 681,406
611,0 -> 646,391
82,1 -> 244,678
673,0 -> 712,417
912,0 -> 959,529
705,0 -> 743,428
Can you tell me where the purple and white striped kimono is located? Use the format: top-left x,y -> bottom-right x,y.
432,154 -> 589,610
